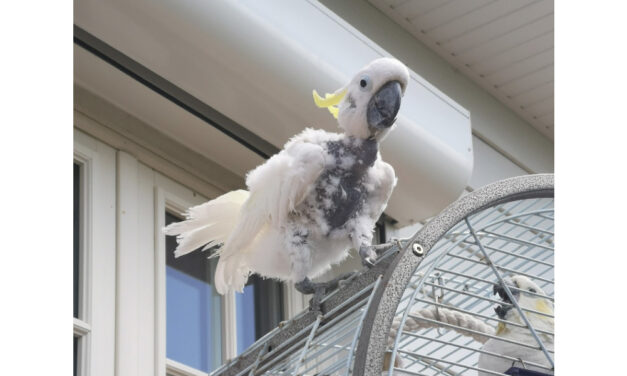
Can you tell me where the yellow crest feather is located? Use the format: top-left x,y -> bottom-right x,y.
496,322 -> 507,335
312,89 -> 347,119
535,299 -> 553,314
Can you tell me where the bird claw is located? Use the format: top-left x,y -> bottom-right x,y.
359,245 -> 378,268
363,256 -> 376,268
295,277 -> 316,294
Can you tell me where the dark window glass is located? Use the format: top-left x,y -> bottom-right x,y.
73,163 -> 80,318
73,337 -> 78,376
165,212 -> 222,372
374,219 -> 386,244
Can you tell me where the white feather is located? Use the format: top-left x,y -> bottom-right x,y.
163,190 -> 248,257
245,130 -> 328,229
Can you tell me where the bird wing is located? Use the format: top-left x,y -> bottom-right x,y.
219,132 -> 327,259
363,157 -> 397,221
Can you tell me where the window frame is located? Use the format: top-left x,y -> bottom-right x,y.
73,130 -> 117,376
73,154 -> 91,376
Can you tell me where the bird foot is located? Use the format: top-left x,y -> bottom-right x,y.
295,272 -> 358,311
359,239 -> 407,268
359,245 -> 377,268
294,277 -> 318,294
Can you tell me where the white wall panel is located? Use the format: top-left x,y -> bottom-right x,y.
469,136 -> 527,189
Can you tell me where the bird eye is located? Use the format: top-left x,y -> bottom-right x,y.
529,288 -> 537,293
359,75 -> 372,91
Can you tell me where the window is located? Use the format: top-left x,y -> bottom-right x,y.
165,212 -> 222,373
72,160 -> 91,376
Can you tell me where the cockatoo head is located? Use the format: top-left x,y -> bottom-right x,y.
493,275 -> 554,332
313,57 -> 410,141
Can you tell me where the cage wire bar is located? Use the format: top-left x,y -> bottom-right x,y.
212,174 -> 554,376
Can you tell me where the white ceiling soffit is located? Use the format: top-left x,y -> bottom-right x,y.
370,0 -> 554,140
74,0 -> 474,225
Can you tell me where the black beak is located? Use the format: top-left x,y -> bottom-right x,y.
493,280 -> 518,319
367,80 -> 402,130
494,305 -> 511,319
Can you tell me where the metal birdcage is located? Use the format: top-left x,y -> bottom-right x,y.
211,174 -> 554,376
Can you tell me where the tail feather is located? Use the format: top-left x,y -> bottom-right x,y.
163,190 -> 249,258
187,189 -> 249,219
173,220 -> 234,257
215,254 -> 250,294
163,189 -> 271,295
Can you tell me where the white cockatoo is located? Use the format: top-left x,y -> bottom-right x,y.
478,275 -> 554,375
164,58 -> 409,302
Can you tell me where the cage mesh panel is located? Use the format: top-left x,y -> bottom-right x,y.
389,198 -> 554,376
